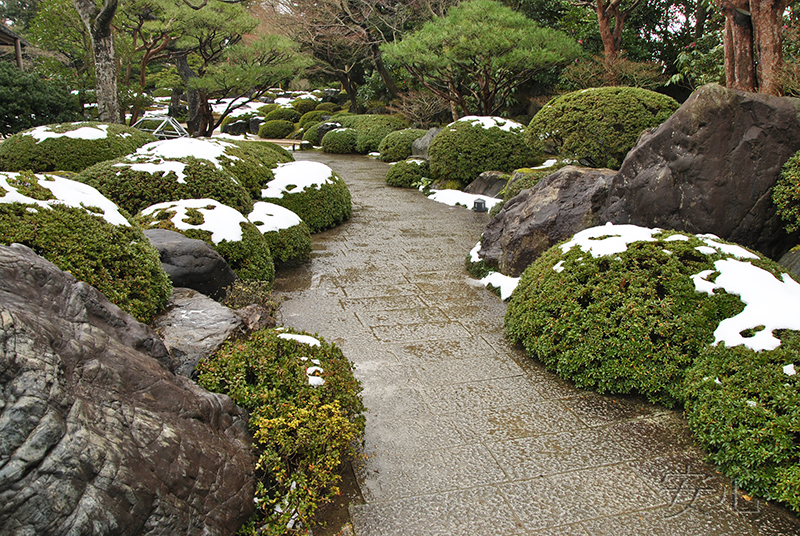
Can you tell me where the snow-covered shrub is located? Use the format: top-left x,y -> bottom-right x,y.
262,161 -> 352,233
258,120 -> 294,140
291,98 -> 318,115
378,128 -> 427,162
773,151 -> 800,233
197,327 -> 364,532
505,223 -> 795,407
385,159 -> 429,189
526,87 -> 679,169
139,199 -> 274,283
0,171 -> 171,322
0,122 -> 156,173
248,202 -> 312,265
321,128 -> 357,154
428,117 -> 541,186
265,107 -> 301,123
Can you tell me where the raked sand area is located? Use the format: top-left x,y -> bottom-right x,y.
275,151 -> 800,536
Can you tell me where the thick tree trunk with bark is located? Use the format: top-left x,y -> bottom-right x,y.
590,0 -> 640,86
750,0 -> 790,95
718,0 -> 756,91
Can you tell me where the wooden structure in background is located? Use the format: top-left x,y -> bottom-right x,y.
0,24 -> 26,70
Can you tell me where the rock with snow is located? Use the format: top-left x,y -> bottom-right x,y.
0,243 -> 255,536
411,127 -> 441,160
249,117 -> 265,135
778,247 -> 800,280
464,170 -> 509,198
224,120 -> 249,136
479,166 -> 614,276
144,228 -> 236,300
601,83 -> 800,260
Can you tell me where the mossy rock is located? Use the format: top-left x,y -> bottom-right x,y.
0,171 -> 171,323
505,224 -> 791,408
291,98 -> 318,115
265,107 -> 301,123
248,201 -> 312,265
262,161 -> 352,233
773,151 -> 800,234
378,128 -> 428,162
526,87 -> 679,169
386,159 -> 429,189
258,120 -> 294,140
321,128 -> 357,154
428,117 -> 541,185
0,122 -> 156,173
139,199 -> 274,283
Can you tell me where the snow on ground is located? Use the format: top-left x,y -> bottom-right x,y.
427,189 -> 502,211
532,159 -> 558,169
480,272 -> 520,301
454,116 -> 525,132
248,202 -> 302,233
27,123 -> 110,143
135,138 -> 238,169
140,199 -> 246,244
262,161 -> 334,199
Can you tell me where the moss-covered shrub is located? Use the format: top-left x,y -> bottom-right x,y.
258,103 -> 280,116
386,159 -> 429,188
248,201 -> 312,265
291,98 -> 318,115
221,112 -> 261,129
299,110 -> 330,130
151,88 -> 173,98
321,128 -> 357,154
331,114 -> 407,154
526,87 -> 679,169
0,171 -> 171,322
505,224 -> 789,407
315,102 -> 338,112
258,120 -> 294,140
773,151 -> 800,233
378,128 -> 428,162
265,107 -> 301,123
429,117 -> 541,186
139,199 -> 274,283
302,123 -> 323,146
0,122 -> 157,173
262,161 -> 352,233
197,327 -> 365,533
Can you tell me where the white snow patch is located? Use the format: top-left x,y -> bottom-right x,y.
784,364 -> 796,376
747,400 -> 757,407
454,116 -> 525,132
470,241 -> 482,263
262,161 -> 334,199
122,161 -> 188,184
140,199 -> 245,243
135,138 -> 238,169
531,159 -> 558,169
278,333 -> 321,346
696,245 -> 718,255
692,258 -> 800,351
28,123 -> 110,143
560,223 -> 660,258
700,237 -> 759,260
305,366 -> 325,387
427,189 -> 501,211
553,260 -> 565,273
247,202 -> 302,233
665,234 -> 689,242
479,272 -> 520,301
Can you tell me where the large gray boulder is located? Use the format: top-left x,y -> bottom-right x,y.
464,170 -> 508,198
145,229 -> 236,300
411,127 -> 441,160
479,166 -> 613,276
602,84 -> 800,260
0,244 -> 255,536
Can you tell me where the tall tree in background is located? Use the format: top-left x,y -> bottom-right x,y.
72,0 -> 120,122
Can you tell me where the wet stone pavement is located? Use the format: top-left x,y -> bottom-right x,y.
274,152 -> 800,536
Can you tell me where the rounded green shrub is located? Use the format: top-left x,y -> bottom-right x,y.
151,88 -> 173,98
378,128 -> 428,162
334,114 -> 408,154
504,224 -> 790,407
302,123 -> 323,146
248,201 -> 312,265
0,171 -> 171,323
315,102 -> 338,112
773,151 -> 800,233
265,107 -> 301,123
299,110 -> 330,130
197,327 -> 365,531
139,199 -> 274,283
0,122 -> 157,173
321,128 -> 357,154
526,87 -> 679,169
258,119 -> 294,140
262,161 -> 352,233
291,98 -> 318,115
221,112 -> 261,129
429,117 -> 541,186
386,159 -> 429,188
258,103 -> 280,116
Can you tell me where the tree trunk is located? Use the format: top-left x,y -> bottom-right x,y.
372,44 -> 399,99
176,55 -> 202,135
596,2 -> 620,85
695,4 -> 709,40
750,0 -> 789,95
718,0 -> 756,91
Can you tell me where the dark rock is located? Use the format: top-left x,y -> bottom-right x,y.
778,247 -> 800,281
259,96 -> 275,103
153,288 -> 245,378
601,83 -> 800,260
0,243 -> 255,536
317,121 -> 343,142
479,166 -> 614,276
234,304 -> 277,332
411,127 -> 441,160
225,120 -> 248,136
249,117 -> 265,135
145,229 -> 236,300
464,171 -> 509,198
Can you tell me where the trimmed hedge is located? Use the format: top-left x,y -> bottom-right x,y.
526,87 -> 679,169
258,120 -> 294,140
429,117 -> 541,186
773,151 -> 800,233
258,103 -> 280,116
0,171 -> 171,323
321,128 -> 357,154
302,123 -> 323,146
315,102 -> 338,112
378,128 -> 428,162
291,98 -> 318,115
299,110 -> 330,130
265,107 -> 301,123
248,201 -> 312,265
331,114 -> 408,154
386,159 -> 429,188
0,122 -> 156,173
197,327 -> 365,532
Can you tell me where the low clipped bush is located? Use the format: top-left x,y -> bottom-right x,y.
197,327 -> 365,533
0,172 -> 171,323
248,201 -> 312,265
299,110 -> 330,130
265,107 -> 301,123
291,98 -> 318,115
139,199 -> 274,283
526,87 -> 679,169
258,103 -> 280,116
0,122 -> 156,173
378,128 -> 427,162
332,114 -> 407,154
262,161 -> 352,233
386,159 -> 429,188
315,102 -> 338,112
429,117 -> 541,186
773,151 -> 800,233
258,120 -> 294,140
321,128 -> 357,154
302,123 -> 323,146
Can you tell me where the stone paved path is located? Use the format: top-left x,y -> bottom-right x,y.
274,152 -> 800,536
